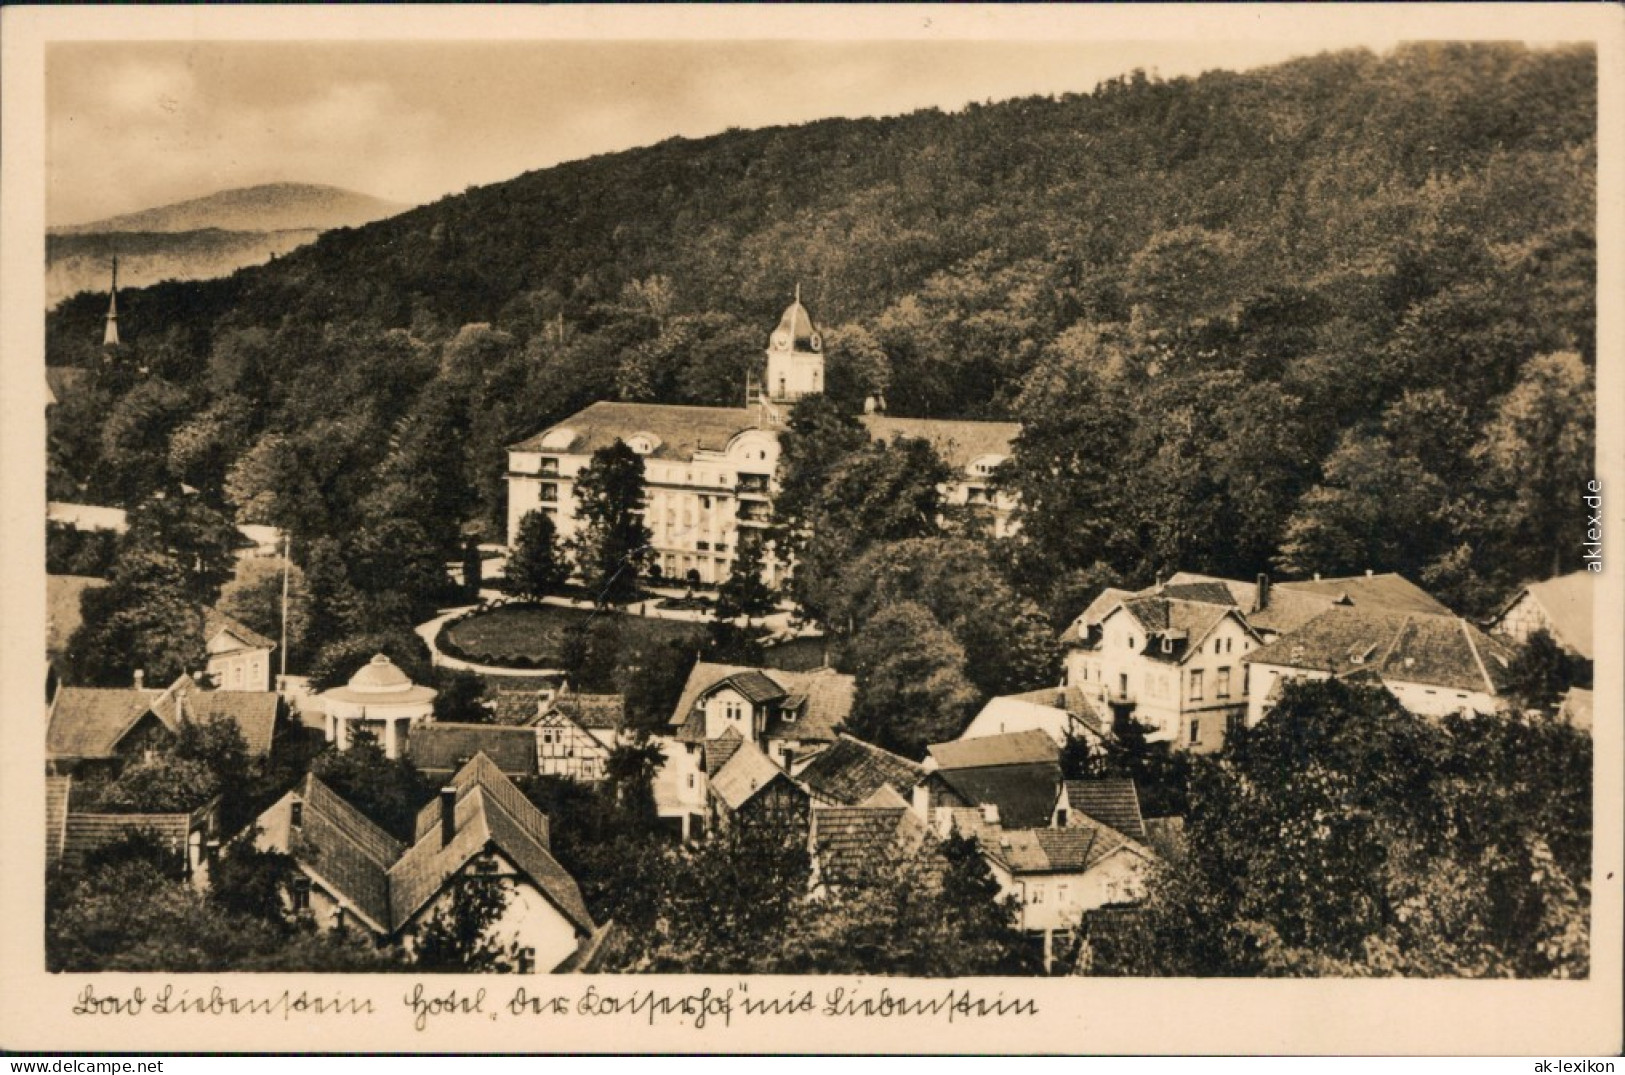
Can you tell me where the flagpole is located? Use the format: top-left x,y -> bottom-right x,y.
280,533 -> 291,684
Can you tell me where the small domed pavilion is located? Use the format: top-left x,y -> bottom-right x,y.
319,654 -> 437,759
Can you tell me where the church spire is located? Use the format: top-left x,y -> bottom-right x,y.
102,256 -> 120,348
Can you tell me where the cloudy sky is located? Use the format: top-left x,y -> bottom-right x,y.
47,35 -> 1402,227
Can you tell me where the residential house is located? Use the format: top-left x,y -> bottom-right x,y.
958,685 -> 1107,749
707,737 -> 810,833
536,692 -> 625,781
1243,606 -> 1518,724
203,608 -> 276,692
389,754 -> 598,972
660,662 -> 854,839
1061,571 -> 1454,751
967,819 -> 1155,934
47,673 -> 281,777
1490,570 -> 1594,668
797,733 -> 924,809
916,730 -> 1062,833
254,773 -> 406,938
317,654 -> 437,760
251,755 -> 599,971
409,724 -> 542,781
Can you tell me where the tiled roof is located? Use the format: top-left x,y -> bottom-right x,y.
927,729 -> 1058,770
931,763 -> 1062,830
47,776 -> 71,869
62,812 -> 193,865
203,607 -> 275,651
672,662 -> 853,744
47,687 -> 162,760
858,415 -> 1021,472
556,693 -> 624,731
1276,574 -> 1452,616
412,753 -> 551,848
492,690 -> 545,726
718,670 -> 787,705
1247,607 -> 1516,696
810,806 -> 922,885
152,676 -> 279,757
390,759 -> 593,935
1064,571 -> 1452,646
1159,581 -> 1240,606
409,724 -> 539,777
257,775 -> 403,932
797,734 -> 924,807
46,575 -> 107,660
510,401 -> 780,460
709,738 -> 795,812
1059,779 -> 1146,841
977,821 -> 1141,876
1116,597 -> 1239,661
702,727 -> 744,777
189,689 -> 280,757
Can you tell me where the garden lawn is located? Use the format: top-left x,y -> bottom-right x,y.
441,602 -> 705,667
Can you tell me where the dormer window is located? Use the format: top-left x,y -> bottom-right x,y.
626,433 -> 661,455
1161,637 -> 1173,654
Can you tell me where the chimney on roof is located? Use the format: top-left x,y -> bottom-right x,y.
133,669 -> 144,690
1255,574 -> 1270,612
439,787 -> 457,847
980,803 -> 1001,825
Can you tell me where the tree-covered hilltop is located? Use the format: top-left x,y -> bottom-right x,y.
47,44 -> 1596,640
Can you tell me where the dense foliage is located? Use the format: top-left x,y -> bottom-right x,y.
1091,679 -> 1591,977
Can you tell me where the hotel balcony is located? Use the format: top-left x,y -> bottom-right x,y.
736,503 -> 773,528
735,473 -> 773,501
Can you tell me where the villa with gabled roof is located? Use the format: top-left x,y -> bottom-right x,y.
250,754 -> 598,972
1060,570 -> 1459,751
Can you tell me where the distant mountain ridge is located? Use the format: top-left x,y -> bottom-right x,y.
46,183 -> 411,306
51,182 -> 408,236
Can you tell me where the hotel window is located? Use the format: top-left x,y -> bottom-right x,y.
291,878 -> 312,913
1028,884 -> 1043,904
725,700 -> 743,723
1216,667 -> 1231,698
1189,670 -> 1204,701
1190,719 -> 1201,745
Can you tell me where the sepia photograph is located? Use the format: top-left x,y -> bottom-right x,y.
2,3 -> 1621,1056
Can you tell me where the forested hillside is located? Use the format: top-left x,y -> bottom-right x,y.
46,43 -> 1596,640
